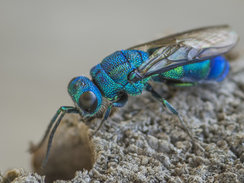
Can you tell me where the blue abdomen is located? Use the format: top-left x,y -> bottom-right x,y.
90,50 -> 149,100
206,56 -> 229,81
153,55 -> 229,83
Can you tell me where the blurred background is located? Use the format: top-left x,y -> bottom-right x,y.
0,0 -> 243,171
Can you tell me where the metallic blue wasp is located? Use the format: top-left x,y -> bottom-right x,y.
31,25 -> 238,166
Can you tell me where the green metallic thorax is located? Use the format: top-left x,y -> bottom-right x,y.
90,50 -> 150,100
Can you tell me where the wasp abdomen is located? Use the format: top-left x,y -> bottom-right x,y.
152,56 -> 229,83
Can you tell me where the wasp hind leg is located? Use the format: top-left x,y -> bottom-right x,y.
163,79 -> 198,87
146,84 -> 204,152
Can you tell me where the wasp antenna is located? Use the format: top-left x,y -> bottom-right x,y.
42,112 -> 65,168
29,109 -> 62,153
30,106 -> 78,168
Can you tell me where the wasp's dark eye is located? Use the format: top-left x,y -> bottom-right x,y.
79,91 -> 98,113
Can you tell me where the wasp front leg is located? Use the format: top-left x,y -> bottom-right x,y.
93,93 -> 128,136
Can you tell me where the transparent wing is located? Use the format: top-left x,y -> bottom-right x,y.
127,25 -> 238,81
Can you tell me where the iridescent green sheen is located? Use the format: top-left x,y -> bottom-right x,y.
91,50 -> 150,100
183,60 -> 210,81
152,56 -> 229,83
153,60 -> 212,82
161,66 -> 184,80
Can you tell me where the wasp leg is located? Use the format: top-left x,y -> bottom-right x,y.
30,106 -> 78,167
161,79 -> 198,87
92,104 -> 113,136
168,82 -> 198,87
93,93 -> 128,136
146,84 -> 204,152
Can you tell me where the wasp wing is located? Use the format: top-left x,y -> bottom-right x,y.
127,25 -> 238,81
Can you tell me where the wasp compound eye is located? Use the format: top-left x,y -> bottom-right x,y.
79,91 -> 98,113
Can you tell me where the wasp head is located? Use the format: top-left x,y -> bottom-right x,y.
68,76 -> 102,118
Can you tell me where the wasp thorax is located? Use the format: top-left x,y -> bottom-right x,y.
68,76 -> 102,117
